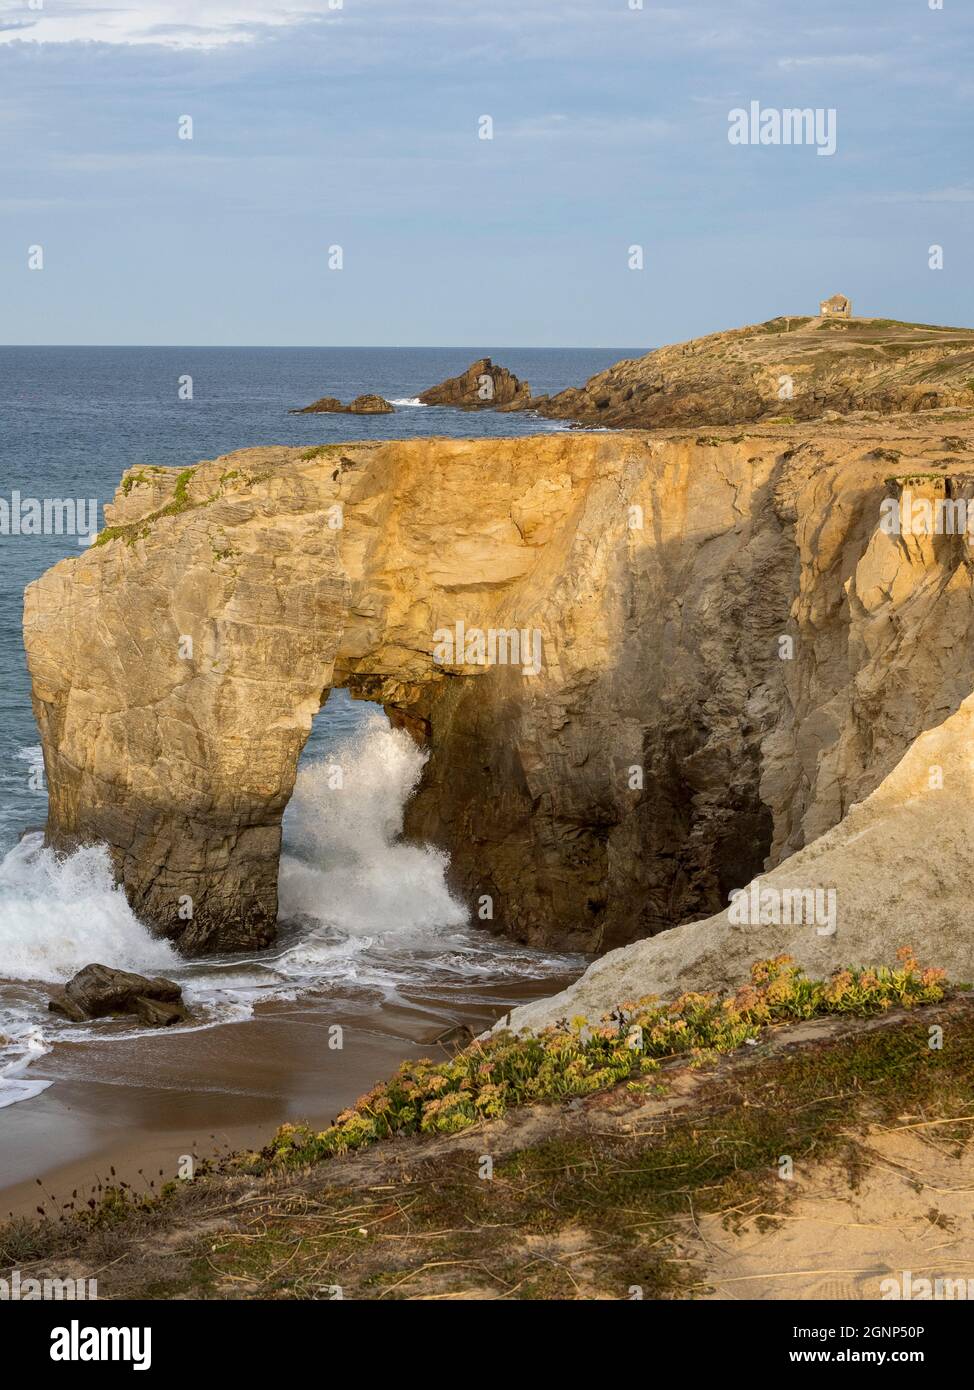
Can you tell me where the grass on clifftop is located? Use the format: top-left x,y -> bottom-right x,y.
265,950 -> 947,1168
95,466 -> 200,548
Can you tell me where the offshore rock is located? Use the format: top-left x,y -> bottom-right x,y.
418,358 -> 531,409
293,394 -> 394,415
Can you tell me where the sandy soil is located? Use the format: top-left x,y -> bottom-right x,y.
692,1128 -> 974,1300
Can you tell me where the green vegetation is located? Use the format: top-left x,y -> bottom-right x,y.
864,318 -> 964,333
194,991 -> 974,1298
759,316 -> 814,334
266,950 -> 947,1166
93,526 -> 128,548
3,952 -> 967,1301
300,443 -> 348,461
93,467 -> 199,548
93,523 -> 151,549
818,318 -> 963,334
880,342 -> 927,357
162,467 -> 195,515
120,465 -> 168,496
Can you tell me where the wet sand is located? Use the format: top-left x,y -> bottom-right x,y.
0,971 -> 580,1220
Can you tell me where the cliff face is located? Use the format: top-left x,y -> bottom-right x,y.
525,317 -> 974,428
503,689 -> 974,1034
23,419 -> 974,956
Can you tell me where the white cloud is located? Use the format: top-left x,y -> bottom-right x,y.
508,114 -> 676,143
0,1 -> 339,50
778,53 -> 887,71
870,186 -> 974,205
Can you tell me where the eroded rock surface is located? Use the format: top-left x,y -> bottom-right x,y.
23,417 -> 974,957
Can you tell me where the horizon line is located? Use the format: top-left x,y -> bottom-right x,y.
0,343 -> 651,352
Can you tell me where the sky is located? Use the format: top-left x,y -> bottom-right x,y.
0,0 -> 971,347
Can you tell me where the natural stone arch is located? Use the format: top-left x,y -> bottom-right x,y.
24,428 -> 974,955
25,436 -> 609,955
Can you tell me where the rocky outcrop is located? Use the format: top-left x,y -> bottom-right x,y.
418,358 -> 531,409
293,394 -> 394,415
525,317 -> 974,428
23,416 -> 974,959
48,964 -> 187,1026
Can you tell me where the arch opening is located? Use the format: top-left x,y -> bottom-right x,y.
276,687 -> 467,946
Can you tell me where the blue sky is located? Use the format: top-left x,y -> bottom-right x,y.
1,0 -> 971,347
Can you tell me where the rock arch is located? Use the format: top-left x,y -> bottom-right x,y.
24,428 -> 974,955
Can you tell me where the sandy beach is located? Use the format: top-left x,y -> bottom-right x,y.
1,970 -> 579,1220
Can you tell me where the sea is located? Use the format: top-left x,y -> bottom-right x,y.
0,347 -> 632,1116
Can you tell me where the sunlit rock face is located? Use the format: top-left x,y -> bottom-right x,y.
23,419 -> 974,956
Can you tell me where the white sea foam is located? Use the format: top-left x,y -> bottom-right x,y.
0,714 -> 576,1108
0,1025 -> 52,1109
389,397 -> 425,407
0,834 -> 179,984
15,744 -> 43,774
278,714 -> 468,950
0,833 -> 181,1105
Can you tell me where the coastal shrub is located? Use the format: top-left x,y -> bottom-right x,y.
267,949 -> 948,1167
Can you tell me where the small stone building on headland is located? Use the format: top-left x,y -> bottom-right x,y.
819,293 -> 852,318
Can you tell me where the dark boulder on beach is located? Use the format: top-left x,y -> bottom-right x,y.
417,357 -> 532,409
48,963 -> 187,1027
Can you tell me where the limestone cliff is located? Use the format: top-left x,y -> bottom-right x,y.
23,417 -> 974,958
